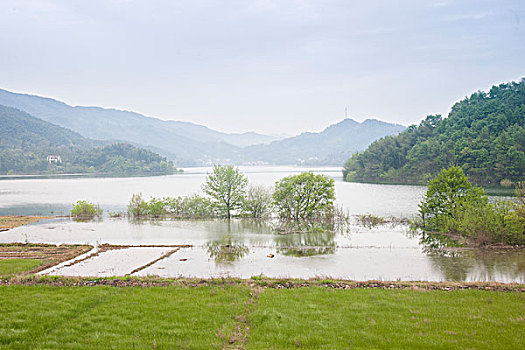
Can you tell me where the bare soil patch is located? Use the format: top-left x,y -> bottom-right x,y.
0,216 -> 51,230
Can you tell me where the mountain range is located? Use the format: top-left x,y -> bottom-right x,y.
0,88 -> 405,166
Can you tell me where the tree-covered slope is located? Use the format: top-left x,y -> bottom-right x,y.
0,105 -> 177,176
343,79 -> 525,185
0,105 -> 95,150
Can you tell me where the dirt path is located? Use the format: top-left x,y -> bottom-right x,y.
127,248 -> 181,275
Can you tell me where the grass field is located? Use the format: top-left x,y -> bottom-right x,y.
0,284 -> 523,349
249,287 -> 525,349
0,285 -> 252,349
0,259 -> 47,277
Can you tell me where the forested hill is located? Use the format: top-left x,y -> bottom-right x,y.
0,105 -> 177,176
343,79 -> 525,186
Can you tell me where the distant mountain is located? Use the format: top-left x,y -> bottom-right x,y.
242,119 -> 406,165
0,88 -> 405,166
0,105 -> 176,176
0,88 -> 279,165
343,79 -> 525,185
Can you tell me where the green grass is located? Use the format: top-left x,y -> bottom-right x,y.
0,285 -> 251,349
249,287 -> 525,349
0,285 -> 523,349
0,259 -> 46,277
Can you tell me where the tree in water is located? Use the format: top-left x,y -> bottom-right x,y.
418,166 -> 487,233
273,172 -> 335,221
202,165 -> 248,219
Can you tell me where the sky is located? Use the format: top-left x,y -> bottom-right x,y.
0,0 -> 524,135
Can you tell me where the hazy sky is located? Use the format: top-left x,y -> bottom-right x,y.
0,0 -> 524,135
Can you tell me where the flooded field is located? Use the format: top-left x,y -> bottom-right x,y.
0,166 -> 522,282
1,217 -> 522,283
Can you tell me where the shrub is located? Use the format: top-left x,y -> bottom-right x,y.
70,200 -> 102,218
127,193 -> 148,218
500,178 -> 514,187
147,197 -> 168,218
166,194 -> 216,218
242,185 -> 273,218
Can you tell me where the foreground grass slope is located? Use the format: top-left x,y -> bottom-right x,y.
0,285 -> 523,349
0,285 -> 251,349
249,287 -> 525,349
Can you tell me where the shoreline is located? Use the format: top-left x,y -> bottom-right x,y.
2,275 -> 524,291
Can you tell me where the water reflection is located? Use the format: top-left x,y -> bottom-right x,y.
205,238 -> 250,264
275,231 -> 337,257
427,249 -> 525,282
417,231 -> 465,250
203,221 -> 251,263
405,227 -> 525,282
202,219 -> 274,236
71,217 -> 103,223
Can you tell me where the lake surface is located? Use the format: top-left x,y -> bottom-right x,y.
0,166 -> 425,217
1,166 -> 523,282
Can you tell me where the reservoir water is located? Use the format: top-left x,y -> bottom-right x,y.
1,166 -> 523,282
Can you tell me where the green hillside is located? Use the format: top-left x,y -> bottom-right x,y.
343,79 -> 525,186
0,105 -> 177,176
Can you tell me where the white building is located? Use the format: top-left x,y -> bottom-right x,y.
47,155 -> 62,164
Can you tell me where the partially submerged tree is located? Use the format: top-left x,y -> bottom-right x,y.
203,165 -> 248,219
418,167 -> 525,245
242,184 -> 273,218
273,172 -> 335,220
418,166 -> 487,233
127,192 -> 148,218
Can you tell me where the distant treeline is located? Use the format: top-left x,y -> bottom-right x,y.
1,143 -> 177,176
343,79 -> 525,186
0,105 -> 177,176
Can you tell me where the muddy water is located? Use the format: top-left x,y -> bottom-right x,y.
0,166 -> 522,282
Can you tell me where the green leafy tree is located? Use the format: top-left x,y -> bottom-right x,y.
418,166 -> 487,233
273,172 -> 335,220
202,165 -> 248,219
